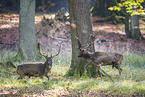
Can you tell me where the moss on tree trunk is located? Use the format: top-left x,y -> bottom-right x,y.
67,0 -> 99,78
16,0 -> 39,61
130,15 -> 144,40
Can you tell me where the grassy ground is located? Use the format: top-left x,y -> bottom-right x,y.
0,50 -> 145,96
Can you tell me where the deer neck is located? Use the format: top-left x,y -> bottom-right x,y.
81,52 -> 91,59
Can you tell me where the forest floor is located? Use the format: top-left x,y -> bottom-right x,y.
0,13 -> 145,53
0,13 -> 145,96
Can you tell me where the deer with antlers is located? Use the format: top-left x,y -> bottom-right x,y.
76,37 -> 123,79
16,43 -> 61,80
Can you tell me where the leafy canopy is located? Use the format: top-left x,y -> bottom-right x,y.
108,0 -> 145,16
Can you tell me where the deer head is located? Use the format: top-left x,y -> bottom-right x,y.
75,36 -> 93,59
37,43 -> 61,62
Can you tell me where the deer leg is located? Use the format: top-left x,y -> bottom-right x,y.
114,63 -> 122,75
46,75 -> 49,80
19,73 -> 24,79
29,76 -> 31,78
17,74 -> 22,79
44,73 -> 49,80
118,67 -> 122,76
44,71 -> 50,80
96,63 -> 102,80
18,70 -> 24,79
99,63 -> 102,80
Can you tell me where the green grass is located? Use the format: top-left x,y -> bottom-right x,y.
0,50 -> 145,96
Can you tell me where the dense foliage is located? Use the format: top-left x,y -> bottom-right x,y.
108,0 -> 145,16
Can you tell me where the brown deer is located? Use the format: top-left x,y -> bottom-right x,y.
16,43 -> 61,80
76,37 -> 123,79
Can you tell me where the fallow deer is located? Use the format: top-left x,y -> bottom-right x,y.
17,43 -> 61,80
76,37 -> 123,79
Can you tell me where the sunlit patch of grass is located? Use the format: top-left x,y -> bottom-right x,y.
53,50 -> 71,66
69,78 -> 98,91
123,53 -> 145,67
0,51 -> 16,62
35,14 -> 56,24
68,78 -> 145,95
50,65 -> 69,78
106,80 -> 145,95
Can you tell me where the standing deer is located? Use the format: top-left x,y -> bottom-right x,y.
76,37 -> 123,79
17,43 -> 61,80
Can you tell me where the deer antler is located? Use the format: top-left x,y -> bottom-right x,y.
83,41 -> 94,50
52,45 -> 61,58
75,35 -> 94,50
37,42 -> 47,58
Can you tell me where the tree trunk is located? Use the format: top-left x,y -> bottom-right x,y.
130,15 -> 144,40
125,12 -> 132,38
17,0 -> 39,60
67,0 -> 97,77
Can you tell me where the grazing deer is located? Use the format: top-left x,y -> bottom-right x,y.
76,37 -> 123,79
17,43 -> 61,80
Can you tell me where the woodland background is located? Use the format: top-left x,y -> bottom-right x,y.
0,0 -> 145,96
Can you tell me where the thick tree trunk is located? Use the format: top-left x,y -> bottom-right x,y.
130,15 -> 144,40
17,0 -> 39,60
67,0 -> 97,77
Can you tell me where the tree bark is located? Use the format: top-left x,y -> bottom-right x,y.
17,0 -> 39,60
67,0 -> 97,77
130,15 -> 144,40
125,12 -> 132,38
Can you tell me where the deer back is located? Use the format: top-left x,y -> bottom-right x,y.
17,62 -> 45,76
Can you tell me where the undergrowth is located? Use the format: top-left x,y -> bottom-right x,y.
0,50 -> 145,96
